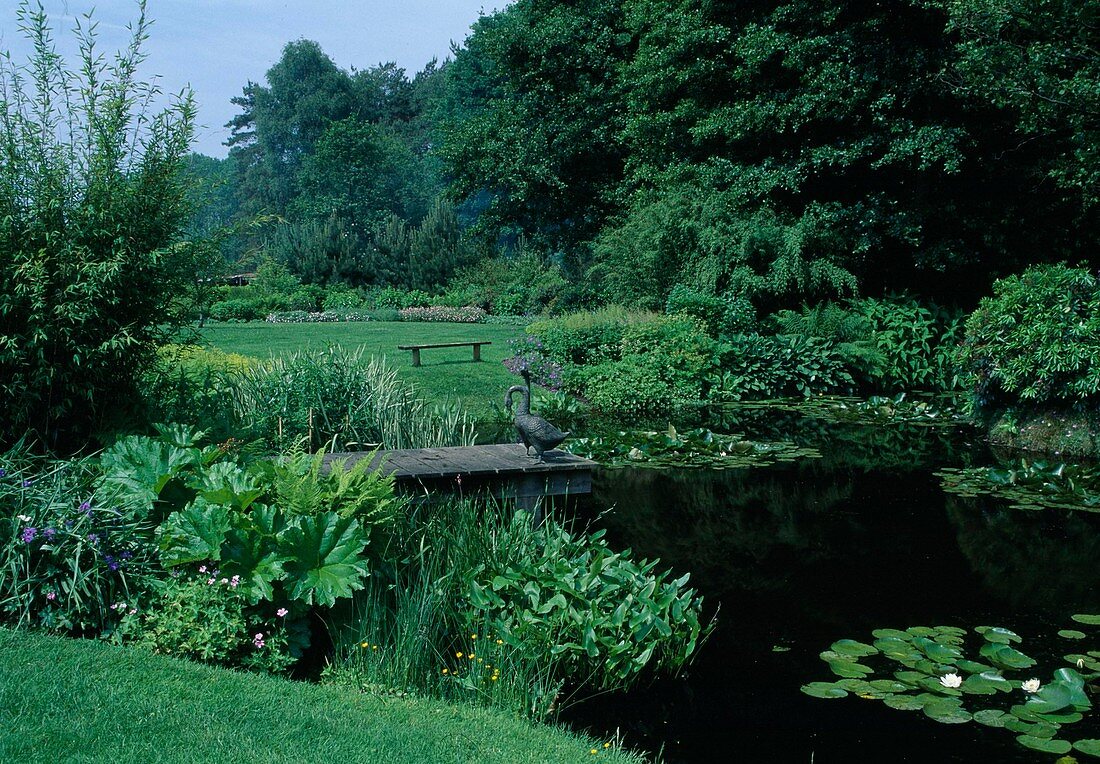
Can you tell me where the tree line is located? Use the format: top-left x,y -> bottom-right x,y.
196,0 -> 1097,312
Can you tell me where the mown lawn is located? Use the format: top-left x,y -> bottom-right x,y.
197,321 -> 525,419
0,629 -> 640,764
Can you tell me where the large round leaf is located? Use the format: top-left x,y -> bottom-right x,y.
884,694 -> 927,711
922,699 -> 972,724
973,709 -> 1011,728
976,626 -> 1022,644
980,642 -> 1036,670
801,682 -> 848,699
1071,614 -> 1100,625
1059,629 -> 1088,640
280,514 -> 370,607
1074,740 -> 1100,757
1017,736 -> 1071,754
831,639 -> 878,658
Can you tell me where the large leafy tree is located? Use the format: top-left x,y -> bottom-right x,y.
0,2 -> 196,450
439,0 -> 633,264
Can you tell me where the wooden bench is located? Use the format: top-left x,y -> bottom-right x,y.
397,341 -> 491,367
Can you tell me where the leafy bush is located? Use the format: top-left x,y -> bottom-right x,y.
368,286 -> 433,309
855,296 -> 962,392
959,264 -> 1100,411
526,307 -> 655,367
0,5 -> 196,449
465,522 -> 706,692
138,568 -> 297,673
444,251 -> 568,316
322,286 -> 366,310
140,345 -> 259,442
709,334 -> 854,401
209,298 -> 268,322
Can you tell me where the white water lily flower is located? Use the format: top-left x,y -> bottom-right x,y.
1021,678 -> 1041,693
939,673 -> 962,689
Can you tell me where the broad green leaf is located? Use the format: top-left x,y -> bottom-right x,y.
973,709 -> 1011,727
831,639 -> 878,658
883,694 -> 926,711
980,642 -> 1036,670
922,699 -> 971,724
1058,629 -> 1087,640
801,682 -> 848,699
158,499 -> 231,566
1071,614 -> 1100,625
280,514 -> 370,607
1016,736 -> 1071,754
1074,740 -> 1100,757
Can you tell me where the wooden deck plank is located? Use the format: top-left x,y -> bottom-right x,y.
323,444 -> 596,483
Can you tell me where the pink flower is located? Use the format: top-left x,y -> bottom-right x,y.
220,578 -> 228,585
207,577 -> 216,585
46,591 -> 56,601
198,565 -> 208,573
276,608 -> 288,617
129,608 -> 137,615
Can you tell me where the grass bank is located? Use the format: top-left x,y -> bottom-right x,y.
198,321 -> 523,419
0,629 -> 641,764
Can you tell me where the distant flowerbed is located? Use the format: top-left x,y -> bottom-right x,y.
263,306 -> 489,324
398,306 -> 487,323
266,310 -> 372,323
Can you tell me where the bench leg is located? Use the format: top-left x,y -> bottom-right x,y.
472,344 -> 482,362
411,348 -> 421,367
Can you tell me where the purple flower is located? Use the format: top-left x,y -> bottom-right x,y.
0,468 -> 6,477
21,479 -> 32,488
120,551 -> 132,559
45,591 -> 56,601
43,527 -> 56,540
79,501 -> 91,512
86,533 -> 99,545
20,527 -> 37,543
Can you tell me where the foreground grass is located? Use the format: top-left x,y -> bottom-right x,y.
0,629 -> 641,764
198,321 -> 523,419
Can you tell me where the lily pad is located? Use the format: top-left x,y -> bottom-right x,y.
914,637 -> 963,662
907,626 -> 936,638
922,699 -> 972,724
801,682 -> 848,699
1058,629 -> 1088,640
980,642 -> 1036,670
1073,740 -> 1100,757
827,660 -> 874,679
973,709 -> 1011,728
869,679 -> 911,693
831,639 -> 878,658
894,670 -> 927,686
1071,614 -> 1100,626
956,659 -> 994,674
872,628 -> 912,641
1017,736 -> 1072,754
883,694 -> 927,711
874,637 -> 918,660
976,626 -> 1022,644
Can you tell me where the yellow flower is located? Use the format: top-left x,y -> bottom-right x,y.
442,668 -> 449,674
468,653 -> 475,660
603,743 -> 610,749
371,645 -> 378,650
496,639 -> 503,645
490,675 -> 499,681
360,642 -> 368,648
477,658 -> 483,663
471,634 -> 478,640
455,651 -> 463,658
590,749 -> 597,755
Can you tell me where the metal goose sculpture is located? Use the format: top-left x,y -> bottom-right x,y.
505,384 -> 569,461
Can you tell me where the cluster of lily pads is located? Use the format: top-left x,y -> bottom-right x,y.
722,393 -> 966,427
563,426 -> 820,469
938,460 -> 1100,513
802,621 -> 1100,756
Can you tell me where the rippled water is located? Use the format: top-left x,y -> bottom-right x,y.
563,411 -> 1100,763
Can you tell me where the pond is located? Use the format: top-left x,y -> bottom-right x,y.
562,405 -> 1100,762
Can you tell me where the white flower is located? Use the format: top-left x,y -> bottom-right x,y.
939,673 -> 962,689
16,514 -> 31,522
1021,678 -> 1041,693
1078,658 -> 1086,669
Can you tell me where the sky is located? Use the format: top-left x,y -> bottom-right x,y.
0,0 -> 507,157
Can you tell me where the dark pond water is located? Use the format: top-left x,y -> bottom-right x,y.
562,408 -> 1100,763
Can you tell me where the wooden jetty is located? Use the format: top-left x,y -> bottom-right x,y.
323,443 -> 597,510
